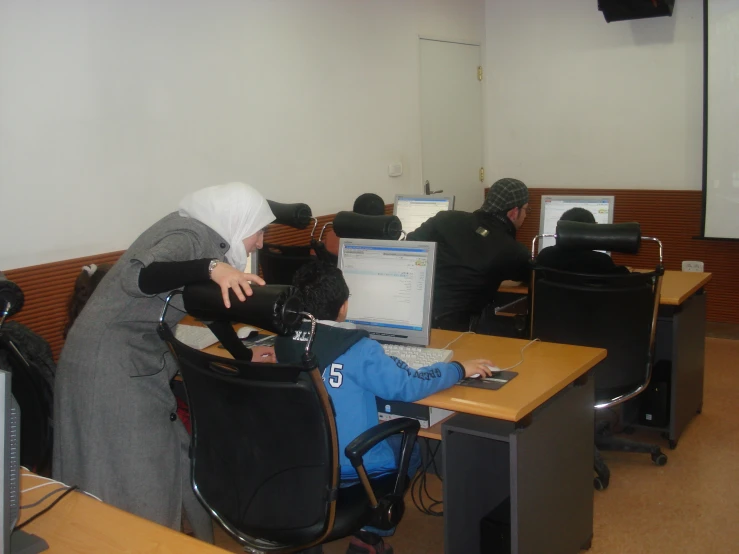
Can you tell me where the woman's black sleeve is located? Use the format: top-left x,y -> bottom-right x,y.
138,259 -> 212,295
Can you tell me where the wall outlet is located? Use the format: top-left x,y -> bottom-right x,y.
682,260 -> 704,272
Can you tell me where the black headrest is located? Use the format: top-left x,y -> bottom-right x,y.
555,221 -> 641,254
0,273 -> 24,317
332,211 -> 402,240
267,200 -> 313,229
182,283 -> 304,336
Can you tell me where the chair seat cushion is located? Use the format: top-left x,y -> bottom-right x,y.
326,474 -> 397,541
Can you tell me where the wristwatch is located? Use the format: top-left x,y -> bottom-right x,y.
207,259 -> 219,277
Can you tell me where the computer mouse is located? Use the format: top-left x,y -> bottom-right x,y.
485,365 -> 502,373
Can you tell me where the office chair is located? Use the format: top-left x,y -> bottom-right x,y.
529,221 -> 668,491
259,201 -> 319,285
157,282 -> 419,553
313,211 -> 403,265
0,276 -> 54,473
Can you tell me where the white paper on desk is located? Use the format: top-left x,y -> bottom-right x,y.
174,324 -> 219,350
236,325 -> 259,339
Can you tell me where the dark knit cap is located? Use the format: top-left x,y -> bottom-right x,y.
481,178 -> 529,213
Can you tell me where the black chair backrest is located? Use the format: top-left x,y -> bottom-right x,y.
332,211 -> 402,240
267,200 -> 314,230
159,323 -> 339,547
554,221 -> 641,254
259,244 -> 316,285
530,268 -> 661,397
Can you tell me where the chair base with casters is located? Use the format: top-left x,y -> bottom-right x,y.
157,285 -> 419,554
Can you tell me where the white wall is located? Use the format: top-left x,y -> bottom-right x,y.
484,0 -> 703,190
0,0 -> 484,269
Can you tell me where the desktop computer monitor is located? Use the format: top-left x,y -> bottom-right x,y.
337,238 -> 437,347
538,195 -> 615,251
0,370 -> 20,554
245,250 -> 259,275
393,195 -> 454,235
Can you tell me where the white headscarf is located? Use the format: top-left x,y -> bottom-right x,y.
178,182 -> 275,272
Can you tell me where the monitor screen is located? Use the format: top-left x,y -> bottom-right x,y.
538,195 -> 615,251
393,195 -> 454,235
337,238 -> 437,347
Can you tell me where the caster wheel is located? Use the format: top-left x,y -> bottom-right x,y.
652,452 -> 668,466
594,477 -> 609,491
581,537 -> 593,550
669,439 -> 677,450
697,404 -> 703,414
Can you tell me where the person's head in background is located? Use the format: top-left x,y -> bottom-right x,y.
65,263 -> 113,338
560,207 -> 596,224
480,178 -> 530,230
353,193 -> 385,216
292,261 -> 350,322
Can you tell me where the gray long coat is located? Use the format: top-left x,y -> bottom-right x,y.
53,213 -> 230,539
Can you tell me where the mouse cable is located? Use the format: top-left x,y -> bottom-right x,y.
441,331 -> 475,351
15,485 -> 79,530
500,338 -> 541,371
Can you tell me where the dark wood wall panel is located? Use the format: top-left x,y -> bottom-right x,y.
509,188 -> 738,324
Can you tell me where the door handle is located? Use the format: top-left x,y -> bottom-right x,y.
424,180 -> 443,195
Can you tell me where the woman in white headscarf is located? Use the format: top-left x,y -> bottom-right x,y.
53,183 -> 275,542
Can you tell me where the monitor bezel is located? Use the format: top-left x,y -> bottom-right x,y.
337,238 -> 437,347
538,195 -> 616,252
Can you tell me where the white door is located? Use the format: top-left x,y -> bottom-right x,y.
420,38 -> 483,213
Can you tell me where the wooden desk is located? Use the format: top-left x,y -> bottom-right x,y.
498,270 -> 712,305
421,331 -> 605,421
418,332 -> 604,554
16,471 -> 228,553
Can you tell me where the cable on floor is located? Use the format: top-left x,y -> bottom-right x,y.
410,438 -> 444,517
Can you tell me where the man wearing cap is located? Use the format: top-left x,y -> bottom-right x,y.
406,178 -> 530,331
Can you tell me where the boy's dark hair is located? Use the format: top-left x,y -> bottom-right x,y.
292,261 -> 350,321
560,207 -> 596,224
64,263 -> 113,338
353,193 -> 385,216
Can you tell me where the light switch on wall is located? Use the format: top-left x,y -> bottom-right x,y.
388,162 -> 403,177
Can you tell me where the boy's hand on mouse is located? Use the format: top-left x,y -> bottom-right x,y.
460,359 -> 495,379
250,346 -> 276,363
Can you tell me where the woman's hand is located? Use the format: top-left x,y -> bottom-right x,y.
459,359 -> 496,379
251,346 -> 276,363
210,262 -> 265,308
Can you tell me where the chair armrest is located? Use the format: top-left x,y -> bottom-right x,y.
345,418 -> 420,503
345,417 -> 419,465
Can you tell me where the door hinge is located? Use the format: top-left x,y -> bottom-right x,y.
479,167 -> 485,182
477,66 -> 483,81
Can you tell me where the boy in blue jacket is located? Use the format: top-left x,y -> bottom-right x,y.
275,261 -> 494,554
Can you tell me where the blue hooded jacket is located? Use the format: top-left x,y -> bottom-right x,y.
275,321 -> 464,481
